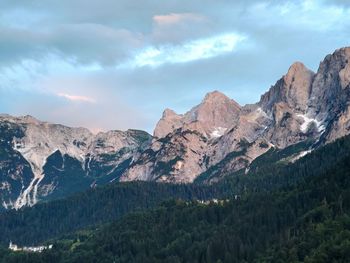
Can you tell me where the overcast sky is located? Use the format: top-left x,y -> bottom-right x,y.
0,0 -> 349,133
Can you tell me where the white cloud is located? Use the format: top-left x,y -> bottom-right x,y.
127,33 -> 246,68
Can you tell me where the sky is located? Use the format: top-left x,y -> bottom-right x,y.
0,0 -> 349,133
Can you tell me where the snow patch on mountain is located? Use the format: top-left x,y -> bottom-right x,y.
211,127 -> 227,138
297,114 -> 324,133
290,150 -> 312,163
0,115 -> 152,209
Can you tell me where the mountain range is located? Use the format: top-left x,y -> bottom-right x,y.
1,47 -> 350,210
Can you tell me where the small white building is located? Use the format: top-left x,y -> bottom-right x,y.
9,241 -> 21,251
9,241 -> 53,253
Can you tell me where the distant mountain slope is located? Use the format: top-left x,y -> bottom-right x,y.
0,115 -> 152,210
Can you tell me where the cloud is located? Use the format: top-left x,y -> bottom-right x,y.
151,13 -> 212,43
128,33 -> 246,68
49,24 -> 144,65
153,13 -> 205,25
247,0 -> 350,32
0,24 -> 144,68
0,0 -> 350,133
57,93 -> 96,103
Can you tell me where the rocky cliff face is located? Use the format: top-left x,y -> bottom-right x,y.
259,62 -> 314,113
309,47 -> 350,142
1,47 -> 350,209
0,115 -> 152,209
122,47 -> 350,184
123,91 -> 242,183
154,91 -> 241,139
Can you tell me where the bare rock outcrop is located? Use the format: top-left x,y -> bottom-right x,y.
260,62 -> 314,113
154,91 -> 241,139
0,115 -> 152,209
124,47 -> 350,184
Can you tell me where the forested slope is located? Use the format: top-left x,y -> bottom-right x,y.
1,136 -> 350,262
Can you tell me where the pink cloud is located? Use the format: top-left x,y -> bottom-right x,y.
153,13 -> 206,25
152,13 -> 210,43
57,93 -> 96,103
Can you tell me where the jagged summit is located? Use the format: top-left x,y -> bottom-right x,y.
154,91 -> 241,139
204,90 -> 225,99
259,61 -> 314,113
0,113 -> 152,209
203,90 -> 235,103
314,47 -> 350,86
329,47 -> 350,89
0,114 -> 41,124
0,114 -> 97,134
154,108 -> 183,138
202,90 -> 241,110
284,62 -> 313,84
162,108 -> 181,118
329,46 -> 350,60
128,47 -> 350,184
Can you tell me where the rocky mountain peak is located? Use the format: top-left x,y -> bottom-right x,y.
21,115 -> 40,123
0,113 -> 152,209
162,108 -> 180,118
259,62 -> 314,113
308,47 -> 350,117
202,90 -> 234,104
316,47 -> 350,80
305,47 -> 350,142
327,47 -> 350,63
154,91 -> 241,139
187,91 -> 241,135
284,62 -> 312,85
0,114 -> 41,125
330,47 -> 350,89
154,109 -> 183,138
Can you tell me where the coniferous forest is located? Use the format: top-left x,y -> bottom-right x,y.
0,135 -> 349,262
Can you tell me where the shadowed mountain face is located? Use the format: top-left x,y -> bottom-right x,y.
0,115 -> 152,210
1,47 -> 350,209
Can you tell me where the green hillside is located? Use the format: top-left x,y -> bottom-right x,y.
1,135 -> 349,262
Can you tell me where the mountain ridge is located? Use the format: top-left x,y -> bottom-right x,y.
1,46 -> 350,209
122,47 -> 350,184
0,115 -> 152,209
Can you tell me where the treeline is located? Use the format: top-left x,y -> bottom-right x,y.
0,181 -> 231,246
1,135 -> 350,262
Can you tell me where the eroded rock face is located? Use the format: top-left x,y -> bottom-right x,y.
0,115 -> 152,209
153,109 -> 183,139
154,91 -> 241,139
124,91 -> 242,183
123,47 -> 350,184
183,91 -> 241,137
307,47 -> 350,142
122,129 -> 209,183
260,62 -> 314,113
